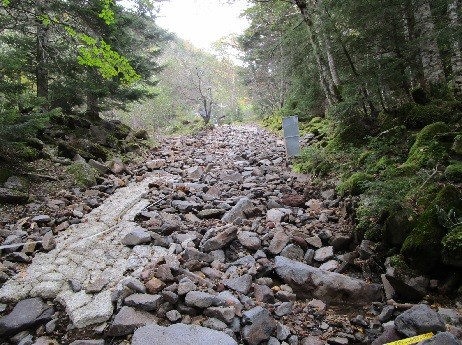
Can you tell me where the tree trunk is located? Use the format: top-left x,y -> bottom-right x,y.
413,0 -> 446,92
293,0 -> 341,105
36,0 -> 49,102
448,0 -> 462,97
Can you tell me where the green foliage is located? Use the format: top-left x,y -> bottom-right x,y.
293,145 -> 333,176
396,103 -> 453,129
99,0 -> 115,25
337,172 -> 374,196
441,225 -> 462,267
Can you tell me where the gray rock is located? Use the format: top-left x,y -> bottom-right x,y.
395,304 -> 446,337
304,249 -> 315,264
124,294 -> 162,311
275,302 -> 293,317
319,260 -> 339,271
371,327 -> 401,345
268,230 -> 290,255
31,215 -> 51,223
418,332 -> 461,345
172,200 -> 198,212
185,291 -> 219,308
121,227 -> 151,246
166,310 -> 182,322
306,236 -> 323,249
384,274 -> 426,302
108,158 -> 125,174
200,226 -> 238,252
86,276 -> 109,293
301,336 -> 324,345
254,284 -> 275,304
0,297 -> 54,336
327,337 -> 349,345
107,306 -> 157,336
123,277 -> 146,293
88,159 -> 109,174
41,232 -> 56,252
186,166 -> 204,179
178,278 -> 197,296
198,209 -> 226,219
280,244 -> 304,261
314,246 -> 334,262
69,341 -> 105,345
267,208 -> 291,223
378,306 -> 395,323
238,231 -> 262,250
223,274 -> 252,295
438,308 -> 461,326
0,187 -> 28,204
358,240 -> 376,259
132,323 -> 237,345
277,322 -> 291,340
204,307 -> 235,324
274,256 -> 382,305
203,317 -> 228,331
183,248 -> 214,263
222,197 -> 253,223
146,159 -> 166,170
242,306 -> 277,345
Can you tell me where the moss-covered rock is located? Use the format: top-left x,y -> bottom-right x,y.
441,225 -> 462,268
67,161 -> 97,188
384,208 -> 416,247
401,185 -> 462,273
444,162 -> 462,182
337,172 -> 374,196
401,103 -> 451,129
404,122 -> 450,168
452,135 -> 462,154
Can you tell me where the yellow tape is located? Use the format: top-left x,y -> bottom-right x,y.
385,333 -> 434,345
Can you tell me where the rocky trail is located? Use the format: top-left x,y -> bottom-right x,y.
0,125 -> 461,345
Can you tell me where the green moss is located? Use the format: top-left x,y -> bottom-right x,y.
404,122 -> 450,168
389,254 -> 412,271
401,185 -> 462,273
293,145 -> 333,176
401,103 -> 451,129
337,172 -> 374,196
365,224 -> 384,242
445,162 -> 462,182
261,114 -> 283,132
67,161 -> 97,188
299,117 -> 330,137
452,135 -> 462,154
442,225 -> 462,268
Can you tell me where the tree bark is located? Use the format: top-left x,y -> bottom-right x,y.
293,0 -> 341,105
36,0 -> 49,102
448,0 -> 462,97
413,0 -> 446,91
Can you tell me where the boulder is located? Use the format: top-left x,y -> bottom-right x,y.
107,306 -> 157,336
242,306 -> 277,345
0,298 -> 54,336
394,304 -> 446,337
222,197 -> 253,223
200,226 -> 238,252
274,256 -> 382,305
418,332 -> 461,345
0,187 -> 28,204
132,323 -> 237,345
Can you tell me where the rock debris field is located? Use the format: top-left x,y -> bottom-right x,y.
0,125 -> 461,344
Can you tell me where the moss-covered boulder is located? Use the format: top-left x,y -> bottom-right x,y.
404,122 -> 450,169
384,208 -> 417,247
441,225 -> 462,268
400,103 -> 451,129
401,185 -> 462,273
0,168 -> 12,184
337,172 -> 374,196
444,162 -> 462,182
67,161 -> 97,188
452,135 -> 462,154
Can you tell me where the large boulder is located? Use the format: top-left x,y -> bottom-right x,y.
274,256 -> 382,305
0,298 -> 54,337
394,304 -> 446,337
132,323 -> 237,345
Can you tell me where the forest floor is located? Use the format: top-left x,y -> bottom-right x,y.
0,125 -> 461,345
